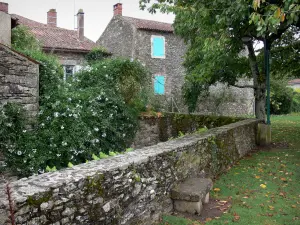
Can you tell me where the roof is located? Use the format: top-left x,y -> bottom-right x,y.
288,79 -> 300,85
11,14 -> 97,52
122,16 -> 174,33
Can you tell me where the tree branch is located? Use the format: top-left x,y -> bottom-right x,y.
231,84 -> 254,89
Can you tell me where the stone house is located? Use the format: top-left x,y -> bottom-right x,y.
0,2 -> 39,118
97,3 -> 254,115
9,4 -> 98,80
97,3 -> 186,111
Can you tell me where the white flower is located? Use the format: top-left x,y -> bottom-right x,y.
87,131 -> 92,136
57,154 -> 61,157
102,133 -> 107,138
94,127 -> 99,132
17,151 -> 22,156
40,123 -> 45,128
6,123 -> 12,127
103,66 -> 107,68
54,112 -> 59,117
109,114 -> 113,118
123,133 -> 126,137
61,125 -> 64,130
73,114 -> 78,119
95,139 -> 99,143
105,98 -> 108,101
68,98 -> 72,101
32,149 -> 37,154
92,112 -> 97,116
105,74 -> 109,78
62,141 -> 67,146
22,130 -> 27,133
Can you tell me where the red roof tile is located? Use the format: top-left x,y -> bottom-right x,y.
11,14 -> 97,52
122,16 -> 174,33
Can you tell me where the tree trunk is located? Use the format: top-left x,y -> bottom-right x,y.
246,41 -> 266,121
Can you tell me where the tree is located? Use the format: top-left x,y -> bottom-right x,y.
139,0 -> 300,120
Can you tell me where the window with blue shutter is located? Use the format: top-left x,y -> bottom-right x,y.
151,36 -> 165,58
154,75 -> 165,95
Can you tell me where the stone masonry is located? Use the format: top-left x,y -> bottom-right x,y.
0,119 -> 259,224
0,44 -> 39,118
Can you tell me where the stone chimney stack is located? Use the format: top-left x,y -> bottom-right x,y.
47,9 -> 57,27
0,2 -> 8,13
77,9 -> 84,41
113,3 -> 122,16
0,2 -> 11,46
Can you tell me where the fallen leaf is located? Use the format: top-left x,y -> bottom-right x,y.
260,184 -> 267,189
233,212 -> 240,222
291,205 -> 296,208
269,205 -> 275,210
206,218 -> 212,222
255,175 -> 261,179
280,177 -> 287,181
214,188 -> 221,192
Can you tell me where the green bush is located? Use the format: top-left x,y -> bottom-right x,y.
270,79 -> 293,115
291,91 -> 300,113
84,47 -> 111,64
1,52 -> 150,176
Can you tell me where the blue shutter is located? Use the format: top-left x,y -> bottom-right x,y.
152,37 -> 165,57
154,75 -> 165,95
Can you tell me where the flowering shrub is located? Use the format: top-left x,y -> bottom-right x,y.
0,52 -> 150,176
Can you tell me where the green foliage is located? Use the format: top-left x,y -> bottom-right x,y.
140,0 -> 300,120
270,79 -> 293,115
77,58 -> 152,111
85,47 -> 111,64
291,91 -> 300,113
11,25 -> 41,52
4,34 -> 151,176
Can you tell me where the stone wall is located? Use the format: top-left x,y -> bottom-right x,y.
133,113 -> 244,149
0,119 -> 259,225
0,44 -> 39,118
46,51 -> 87,67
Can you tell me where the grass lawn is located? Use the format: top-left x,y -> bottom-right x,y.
161,114 -> 300,225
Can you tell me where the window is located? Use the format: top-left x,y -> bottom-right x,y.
63,65 -> 75,81
151,36 -> 165,58
154,75 -> 165,95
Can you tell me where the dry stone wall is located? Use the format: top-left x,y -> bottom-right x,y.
0,119 -> 259,225
0,44 -> 39,118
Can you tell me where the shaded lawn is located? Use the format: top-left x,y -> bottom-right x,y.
161,114 -> 300,225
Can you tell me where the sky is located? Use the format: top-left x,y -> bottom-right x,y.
5,0 -> 175,42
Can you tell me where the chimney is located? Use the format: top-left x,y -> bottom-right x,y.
77,9 -> 84,41
47,9 -> 57,27
113,3 -> 122,16
0,2 -> 8,13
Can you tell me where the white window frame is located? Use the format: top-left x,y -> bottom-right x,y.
63,65 -> 75,81
151,35 -> 166,59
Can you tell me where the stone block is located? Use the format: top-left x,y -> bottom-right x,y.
257,123 -> 271,146
171,178 -> 213,202
174,199 -> 203,214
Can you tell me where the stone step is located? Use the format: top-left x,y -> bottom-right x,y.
171,178 -> 213,215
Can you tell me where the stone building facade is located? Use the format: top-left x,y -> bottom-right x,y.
98,3 -> 254,116
0,2 -> 11,47
97,3 -> 186,111
0,43 -> 39,118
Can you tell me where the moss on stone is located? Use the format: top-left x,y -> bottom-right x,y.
27,190 -> 53,207
85,173 -> 105,197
